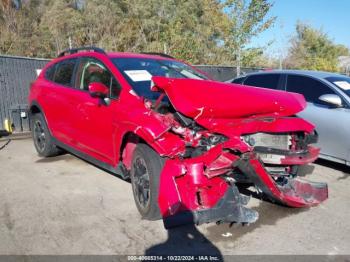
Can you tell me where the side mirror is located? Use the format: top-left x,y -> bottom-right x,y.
318,94 -> 342,108
150,80 -> 160,92
88,82 -> 109,98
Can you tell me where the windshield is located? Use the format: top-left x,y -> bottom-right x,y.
112,57 -> 207,100
326,76 -> 350,98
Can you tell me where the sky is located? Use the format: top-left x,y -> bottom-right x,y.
249,0 -> 350,57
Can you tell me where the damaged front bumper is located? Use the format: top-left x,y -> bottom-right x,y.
158,142 -> 328,228
163,182 -> 259,229
236,153 -> 328,207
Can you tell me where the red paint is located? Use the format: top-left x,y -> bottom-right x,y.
122,142 -> 137,170
280,146 -> 320,165
152,76 -> 306,120
29,51 -> 328,225
88,82 -> 109,97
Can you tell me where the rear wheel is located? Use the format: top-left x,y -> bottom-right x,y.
31,113 -> 61,157
130,144 -> 164,220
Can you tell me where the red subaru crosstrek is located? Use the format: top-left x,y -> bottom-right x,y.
29,47 -> 327,228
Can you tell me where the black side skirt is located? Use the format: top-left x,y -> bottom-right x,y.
52,137 -> 129,179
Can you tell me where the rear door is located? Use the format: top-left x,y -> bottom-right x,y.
243,73 -> 283,90
285,74 -> 350,162
40,58 -> 78,145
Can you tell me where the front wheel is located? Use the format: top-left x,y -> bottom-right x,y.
130,144 -> 164,220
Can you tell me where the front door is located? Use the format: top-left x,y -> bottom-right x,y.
71,57 -> 122,165
286,74 -> 350,162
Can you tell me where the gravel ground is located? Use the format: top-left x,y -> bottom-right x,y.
0,138 -> 349,256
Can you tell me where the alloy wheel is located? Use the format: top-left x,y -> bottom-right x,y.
132,156 -> 151,209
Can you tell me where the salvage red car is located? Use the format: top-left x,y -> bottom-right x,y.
28,47 -> 328,228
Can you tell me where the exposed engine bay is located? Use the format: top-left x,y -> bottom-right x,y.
124,76 -> 328,228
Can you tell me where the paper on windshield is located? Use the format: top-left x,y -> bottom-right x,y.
124,70 -> 153,82
180,70 -> 203,80
334,81 -> 350,90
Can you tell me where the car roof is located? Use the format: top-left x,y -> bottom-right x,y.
108,52 -> 175,60
53,51 -> 176,63
245,69 -> 345,80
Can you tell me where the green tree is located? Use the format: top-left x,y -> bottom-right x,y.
287,22 -> 350,72
222,0 -> 275,74
36,0 -> 87,57
241,47 -> 269,68
0,0 -> 42,56
120,0 -> 226,64
31,0 -> 227,62
0,0 -> 275,66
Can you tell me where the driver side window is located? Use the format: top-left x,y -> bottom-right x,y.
75,57 -> 121,98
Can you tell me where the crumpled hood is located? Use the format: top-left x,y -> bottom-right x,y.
152,76 -> 306,120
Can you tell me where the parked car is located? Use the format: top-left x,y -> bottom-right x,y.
29,47 -> 327,228
232,70 -> 350,166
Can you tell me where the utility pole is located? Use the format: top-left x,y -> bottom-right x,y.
236,48 -> 241,77
278,21 -> 285,70
68,36 -> 72,49
279,55 -> 283,70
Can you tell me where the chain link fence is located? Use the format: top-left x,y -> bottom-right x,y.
195,65 -> 263,82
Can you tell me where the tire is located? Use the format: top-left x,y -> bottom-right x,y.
130,144 -> 165,220
31,113 -> 61,157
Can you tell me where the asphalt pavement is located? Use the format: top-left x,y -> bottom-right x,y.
0,138 -> 349,256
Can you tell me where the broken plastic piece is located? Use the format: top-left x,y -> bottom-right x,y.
163,184 -> 258,229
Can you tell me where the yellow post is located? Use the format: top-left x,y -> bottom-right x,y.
4,119 -> 13,134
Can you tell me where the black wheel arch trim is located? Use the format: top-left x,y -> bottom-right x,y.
29,100 -> 53,135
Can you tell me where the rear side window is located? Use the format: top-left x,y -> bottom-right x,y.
53,59 -> 77,87
45,64 -> 56,81
244,74 -> 280,90
286,75 -> 335,103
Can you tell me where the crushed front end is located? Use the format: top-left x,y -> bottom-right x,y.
157,119 -> 327,228
144,77 -> 328,228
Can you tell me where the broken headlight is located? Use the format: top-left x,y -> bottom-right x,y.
184,133 -> 228,158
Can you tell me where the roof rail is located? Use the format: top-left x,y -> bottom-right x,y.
141,52 -> 174,59
57,46 -> 106,58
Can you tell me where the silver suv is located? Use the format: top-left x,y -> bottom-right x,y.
232,70 -> 350,166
